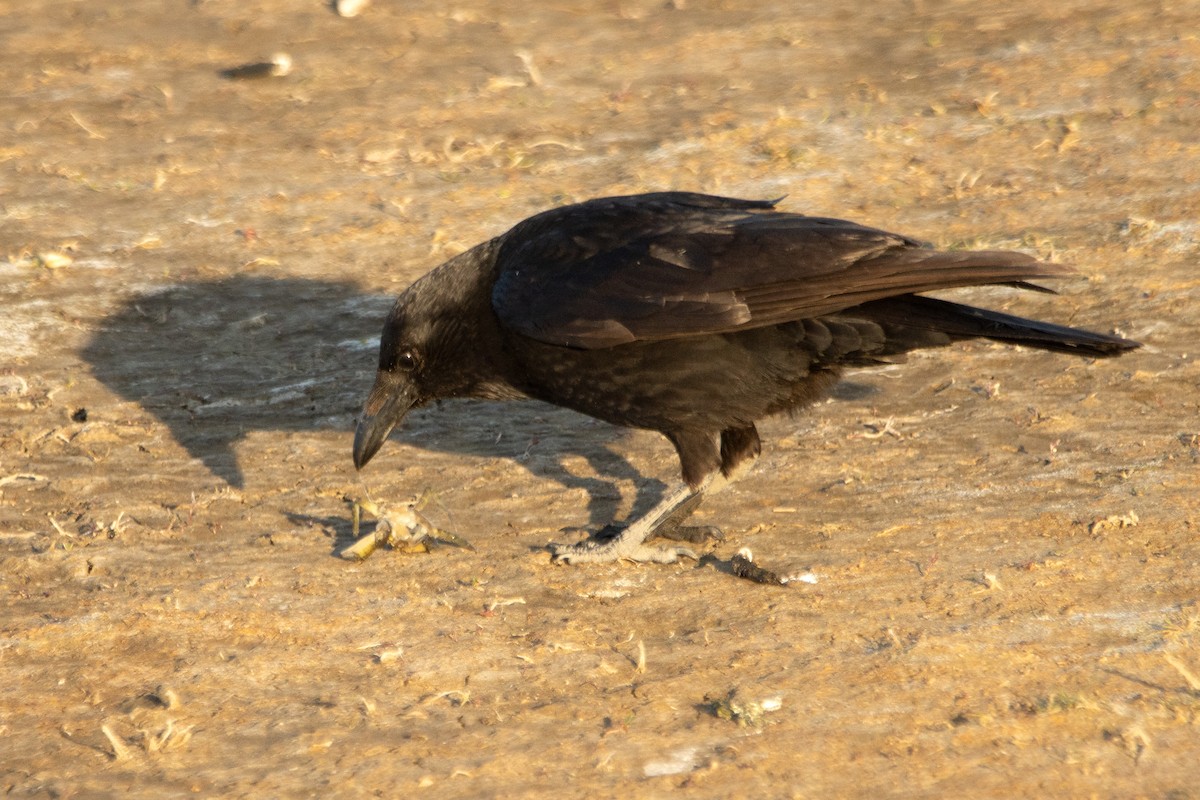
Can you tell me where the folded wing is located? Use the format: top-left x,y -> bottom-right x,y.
491,192 -> 1070,349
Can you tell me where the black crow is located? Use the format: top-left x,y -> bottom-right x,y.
353,192 -> 1139,564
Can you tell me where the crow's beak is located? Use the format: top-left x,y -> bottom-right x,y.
352,377 -> 416,470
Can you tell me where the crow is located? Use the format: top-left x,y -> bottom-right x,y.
353,192 -> 1139,564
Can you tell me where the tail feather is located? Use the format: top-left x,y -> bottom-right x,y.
859,294 -> 1140,357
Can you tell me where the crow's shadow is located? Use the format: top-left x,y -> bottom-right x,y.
81,276 -> 663,528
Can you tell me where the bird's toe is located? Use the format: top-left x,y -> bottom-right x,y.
550,539 -> 698,565
654,523 -> 724,544
558,523 -> 624,543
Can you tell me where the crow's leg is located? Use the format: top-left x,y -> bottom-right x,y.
652,490 -> 723,543
577,491 -> 717,547
553,428 -> 755,565
551,476 -> 714,564
649,425 -> 759,543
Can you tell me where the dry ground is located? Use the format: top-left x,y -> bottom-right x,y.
2,0 -> 1198,797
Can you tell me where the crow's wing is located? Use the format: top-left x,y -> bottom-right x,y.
491,193 -> 1070,349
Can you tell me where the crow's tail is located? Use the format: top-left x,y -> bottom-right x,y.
860,294 -> 1140,357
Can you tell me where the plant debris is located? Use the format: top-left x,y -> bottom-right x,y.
341,492 -> 473,561
219,53 -> 293,80
704,688 -> 783,727
730,547 -> 787,585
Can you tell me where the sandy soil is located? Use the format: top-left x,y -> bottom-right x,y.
2,0 -> 1198,796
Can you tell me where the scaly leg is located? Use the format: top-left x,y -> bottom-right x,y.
552,473 -> 716,564
652,490 -> 724,544
552,425 -> 760,565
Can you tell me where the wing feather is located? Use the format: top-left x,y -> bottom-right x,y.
491,193 -> 1071,349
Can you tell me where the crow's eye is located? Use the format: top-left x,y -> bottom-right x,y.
396,349 -> 419,371
381,341 -> 421,372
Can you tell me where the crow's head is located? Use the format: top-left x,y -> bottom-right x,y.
353,239 -> 513,470
352,299 -> 428,470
